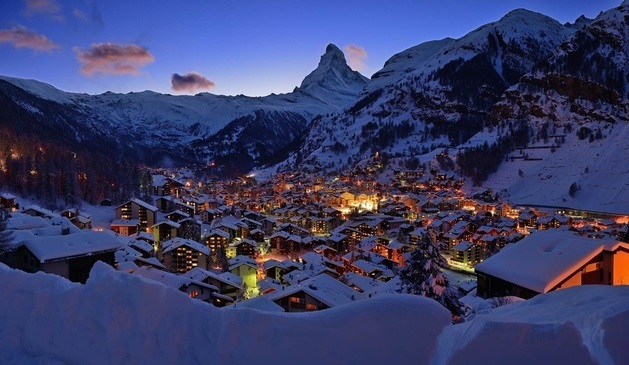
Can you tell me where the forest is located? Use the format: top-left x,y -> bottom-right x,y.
0,125 -> 151,210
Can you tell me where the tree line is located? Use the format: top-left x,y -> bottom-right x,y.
0,125 -> 151,209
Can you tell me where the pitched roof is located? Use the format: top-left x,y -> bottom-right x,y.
265,274 -> 357,308
475,229 -> 629,294
21,230 -> 121,263
162,238 -> 210,256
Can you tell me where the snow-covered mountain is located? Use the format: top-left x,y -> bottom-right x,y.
0,44 -> 367,173
473,1 -> 629,212
280,8 -> 579,174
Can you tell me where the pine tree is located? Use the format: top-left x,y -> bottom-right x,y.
398,230 -> 463,319
0,208 -> 14,254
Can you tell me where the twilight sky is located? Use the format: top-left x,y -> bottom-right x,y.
0,0 -> 621,97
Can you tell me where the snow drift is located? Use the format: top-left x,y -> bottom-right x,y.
1,262 -> 627,364
0,262 -> 449,364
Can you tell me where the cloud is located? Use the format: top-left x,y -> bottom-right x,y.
0,26 -> 59,51
23,0 -> 63,20
344,44 -> 368,71
73,8 -> 87,21
74,43 -> 154,76
171,72 -> 215,93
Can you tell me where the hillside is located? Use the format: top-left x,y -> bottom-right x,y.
277,8 -> 579,174
473,1 -> 629,213
0,44 -> 366,174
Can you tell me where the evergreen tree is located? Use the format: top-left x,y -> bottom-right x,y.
398,230 -> 463,319
0,208 -> 14,254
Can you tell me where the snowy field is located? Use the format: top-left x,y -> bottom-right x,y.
0,262 -> 627,365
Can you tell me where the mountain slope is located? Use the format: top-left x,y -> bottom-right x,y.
276,9 -> 577,174
476,1 -> 629,212
0,44 -> 367,173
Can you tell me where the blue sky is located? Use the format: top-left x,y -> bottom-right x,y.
0,0 -> 621,96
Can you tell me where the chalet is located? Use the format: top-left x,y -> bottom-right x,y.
351,259 -> 384,279
342,272 -> 382,293
264,259 -> 301,281
270,231 -> 290,254
155,196 -> 178,213
249,228 -> 265,242
152,220 -> 181,245
205,229 -> 231,257
301,251 -> 343,273
476,230 -> 629,299
110,219 -> 140,236
386,240 -> 412,264
264,274 -> 358,312
161,237 -> 211,273
230,238 -> 258,258
114,198 -> 158,231
313,244 -> 338,259
228,255 -> 259,297
165,210 -> 190,222
184,266 -> 243,301
451,241 -> 483,268
180,196 -> 208,215
199,209 -> 221,224
59,208 -> 92,230
7,230 -> 120,283
151,176 -> 185,197
327,232 -> 349,253
22,205 -> 60,219
132,266 -> 231,307
127,238 -> 154,258
0,192 -> 16,210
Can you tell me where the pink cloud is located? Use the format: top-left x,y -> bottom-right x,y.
23,0 -> 63,20
0,26 -> 59,51
344,44 -> 368,71
74,43 -> 154,76
171,72 -> 215,93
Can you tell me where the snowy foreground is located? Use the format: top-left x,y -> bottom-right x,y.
1,263 -> 627,365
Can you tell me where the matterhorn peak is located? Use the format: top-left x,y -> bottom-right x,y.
298,43 -> 368,97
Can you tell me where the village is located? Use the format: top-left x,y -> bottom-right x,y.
2,157 -> 629,314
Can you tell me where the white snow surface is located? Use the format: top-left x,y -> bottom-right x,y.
1,262 -> 628,364
0,262 -> 448,364
434,285 -> 629,365
482,122 -> 629,214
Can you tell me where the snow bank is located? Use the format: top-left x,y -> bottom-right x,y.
433,285 -> 629,365
3,262 -> 628,364
0,262 -> 451,364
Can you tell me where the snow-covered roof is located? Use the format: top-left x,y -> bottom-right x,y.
7,213 -> 50,230
343,272 -> 381,293
152,219 -> 181,229
133,266 -> 218,292
115,198 -> 158,212
162,238 -> 210,256
183,267 -> 243,289
22,205 -> 60,218
20,230 -> 122,263
475,229 -> 629,293
110,219 -> 140,227
453,241 -> 475,251
352,259 -> 383,275
229,296 -> 285,312
265,274 -> 358,308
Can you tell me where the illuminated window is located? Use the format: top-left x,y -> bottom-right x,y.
189,290 -> 199,298
306,303 -> 317,311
